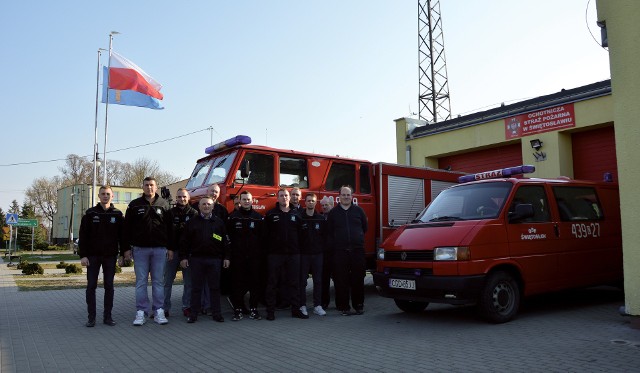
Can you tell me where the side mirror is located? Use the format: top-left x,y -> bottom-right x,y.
240,159 -> 250,179
508,203 -> 534,223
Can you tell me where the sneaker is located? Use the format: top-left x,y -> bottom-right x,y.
212,315 -> 225,323
292,309 -> 309,319
266,312 -> 275,321
103,318 -> 116,326
187,315 -> 197,323
154,309 -> 168,325
354,308 -> 364,315
232,309 -> 243,321
313,306 -> 327,316
133,310 -> 146,326
86,319 -> 96,327
249,308 -> 262,320
300,305 -> 308,316
341,309 -> 351,316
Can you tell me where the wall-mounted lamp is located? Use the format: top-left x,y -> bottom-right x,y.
530,139 -> 543,151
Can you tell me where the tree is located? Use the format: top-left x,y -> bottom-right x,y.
9,200 -> 20,214
59,154 -> 92,186
17,202 -> 45,250
25,176 -> 61,241
117,158 -> 178,187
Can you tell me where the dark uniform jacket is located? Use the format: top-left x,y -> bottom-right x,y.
227,207 -> 264,259
264,204 -> 302,255
300,210 -> 326,255
123,193 -> 173,254
78,203 -> 124,257
180,214 -> 230,260
171,204 -> 198,250
327,204 -> 368,250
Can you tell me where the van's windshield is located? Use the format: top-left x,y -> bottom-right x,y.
417,181 -> 513,222
186,151 -> 237,189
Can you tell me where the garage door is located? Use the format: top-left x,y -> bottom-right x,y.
438,143 -> 523,173
572,126 -> 617,181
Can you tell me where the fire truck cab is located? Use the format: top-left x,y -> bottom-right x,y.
184,135 -> 462,269
373,165 -> 622,323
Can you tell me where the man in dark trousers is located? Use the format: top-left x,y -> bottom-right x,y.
180,196 -> 230,323
264,188 -> 307,321
327,185 -> 368,316
163,188 -> 198,317
78,185 -> 124,327
300,193 -> 327,316
227,191 -> 265,321
123,176 -> 174,326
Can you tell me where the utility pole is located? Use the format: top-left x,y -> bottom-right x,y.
418,0 -> 452,123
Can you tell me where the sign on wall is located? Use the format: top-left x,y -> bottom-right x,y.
505,103 -> 575,139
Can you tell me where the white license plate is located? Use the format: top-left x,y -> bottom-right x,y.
389,278 -> 416,290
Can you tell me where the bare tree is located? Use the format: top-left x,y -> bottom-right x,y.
25,176 -> 62,240
120,158 -> 162,187
59,154 -> 92,186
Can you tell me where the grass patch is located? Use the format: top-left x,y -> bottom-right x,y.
13,271 -> 183,291
2,253 -> 79,263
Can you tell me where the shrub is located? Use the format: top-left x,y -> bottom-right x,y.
121,259 -> 134,267
16,260 -> 29,270
22,263 -> 44,275
64,264 -> 83,274
115,264 -> 122,274
56,261 -> 67,269
33,242 -> 50,251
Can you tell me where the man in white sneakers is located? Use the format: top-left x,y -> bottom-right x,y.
123,176 -> 174,325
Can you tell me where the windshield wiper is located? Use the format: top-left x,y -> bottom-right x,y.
428,216 -> 462,222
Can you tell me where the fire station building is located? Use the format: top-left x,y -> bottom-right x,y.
393,0 -> 640,327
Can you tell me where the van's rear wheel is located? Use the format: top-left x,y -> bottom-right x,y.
394,299 -> 429,313
478,271 -> 520,323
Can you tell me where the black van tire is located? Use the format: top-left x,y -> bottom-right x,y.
394,299 -> 429,313
478,271 -> 520,323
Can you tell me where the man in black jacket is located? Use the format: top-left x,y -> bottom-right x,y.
123,176 -> 174,326
78,185 -> 124,327
227,191 -> 265,321
300,193 -> 327,316
163,188 -> 198,317
264,188 -> 307,320
180,196 -> 230,323
327,185 -> 368,316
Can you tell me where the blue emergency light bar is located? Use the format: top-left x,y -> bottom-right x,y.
205,135 -> 251,155
458,165 -> 535,183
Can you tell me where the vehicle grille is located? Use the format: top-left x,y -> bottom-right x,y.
385,250 -> 433,261
388,267 -> 433,276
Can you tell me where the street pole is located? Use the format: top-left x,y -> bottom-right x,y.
93,48 -> 106,205
103,31 -> 120,186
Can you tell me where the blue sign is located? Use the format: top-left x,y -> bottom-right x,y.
6,213 -> 18,225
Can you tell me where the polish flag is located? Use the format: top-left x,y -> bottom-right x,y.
108,52 -> 163,100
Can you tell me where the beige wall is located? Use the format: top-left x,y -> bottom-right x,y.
598,0 -> 640,318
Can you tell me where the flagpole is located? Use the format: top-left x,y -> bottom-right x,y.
92,48 -> 105,206
103,31 -> 119,185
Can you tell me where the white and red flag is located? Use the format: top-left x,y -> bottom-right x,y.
108,52 -> 163,100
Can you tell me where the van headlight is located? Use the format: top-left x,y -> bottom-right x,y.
434,246 -> 470,261
377,248 -> 385,260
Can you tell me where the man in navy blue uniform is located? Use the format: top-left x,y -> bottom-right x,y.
78,185 -> 124,327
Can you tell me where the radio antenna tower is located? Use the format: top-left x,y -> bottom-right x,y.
418,0 -> 451,123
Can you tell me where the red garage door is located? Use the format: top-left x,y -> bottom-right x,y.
438,143 -> 523,173
572,126 -> 617,181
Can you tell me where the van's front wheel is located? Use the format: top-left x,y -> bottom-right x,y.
478,271 -> 520,323
394,299 -> 429,313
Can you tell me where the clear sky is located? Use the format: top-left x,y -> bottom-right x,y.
0,0 -> 610,212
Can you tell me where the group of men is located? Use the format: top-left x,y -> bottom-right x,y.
78,177 -> 368,327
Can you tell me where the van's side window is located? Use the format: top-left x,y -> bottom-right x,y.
509,186 -> 550,223
360,163 -> 371,194
552,186 -> 603,221
325,163 -> 356,191
279,157 -> 308,188
241,153 -> 275,186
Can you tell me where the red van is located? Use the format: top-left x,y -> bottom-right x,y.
373,165 -> 622,323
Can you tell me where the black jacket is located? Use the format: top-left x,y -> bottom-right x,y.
78,203 -> 124,257
300,210 -> 326,255
264,205 -> 302,254
123,194 -> 173,253
327,204 -> 368,251
171,204 -> 198,250
227,207 -> 264,259
180,214 -> 230,260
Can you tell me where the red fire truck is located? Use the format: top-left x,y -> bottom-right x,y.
184,135 -> 462,269
373,165 -> 622,323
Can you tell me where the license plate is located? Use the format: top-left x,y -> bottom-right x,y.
389,278 -> 416,290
